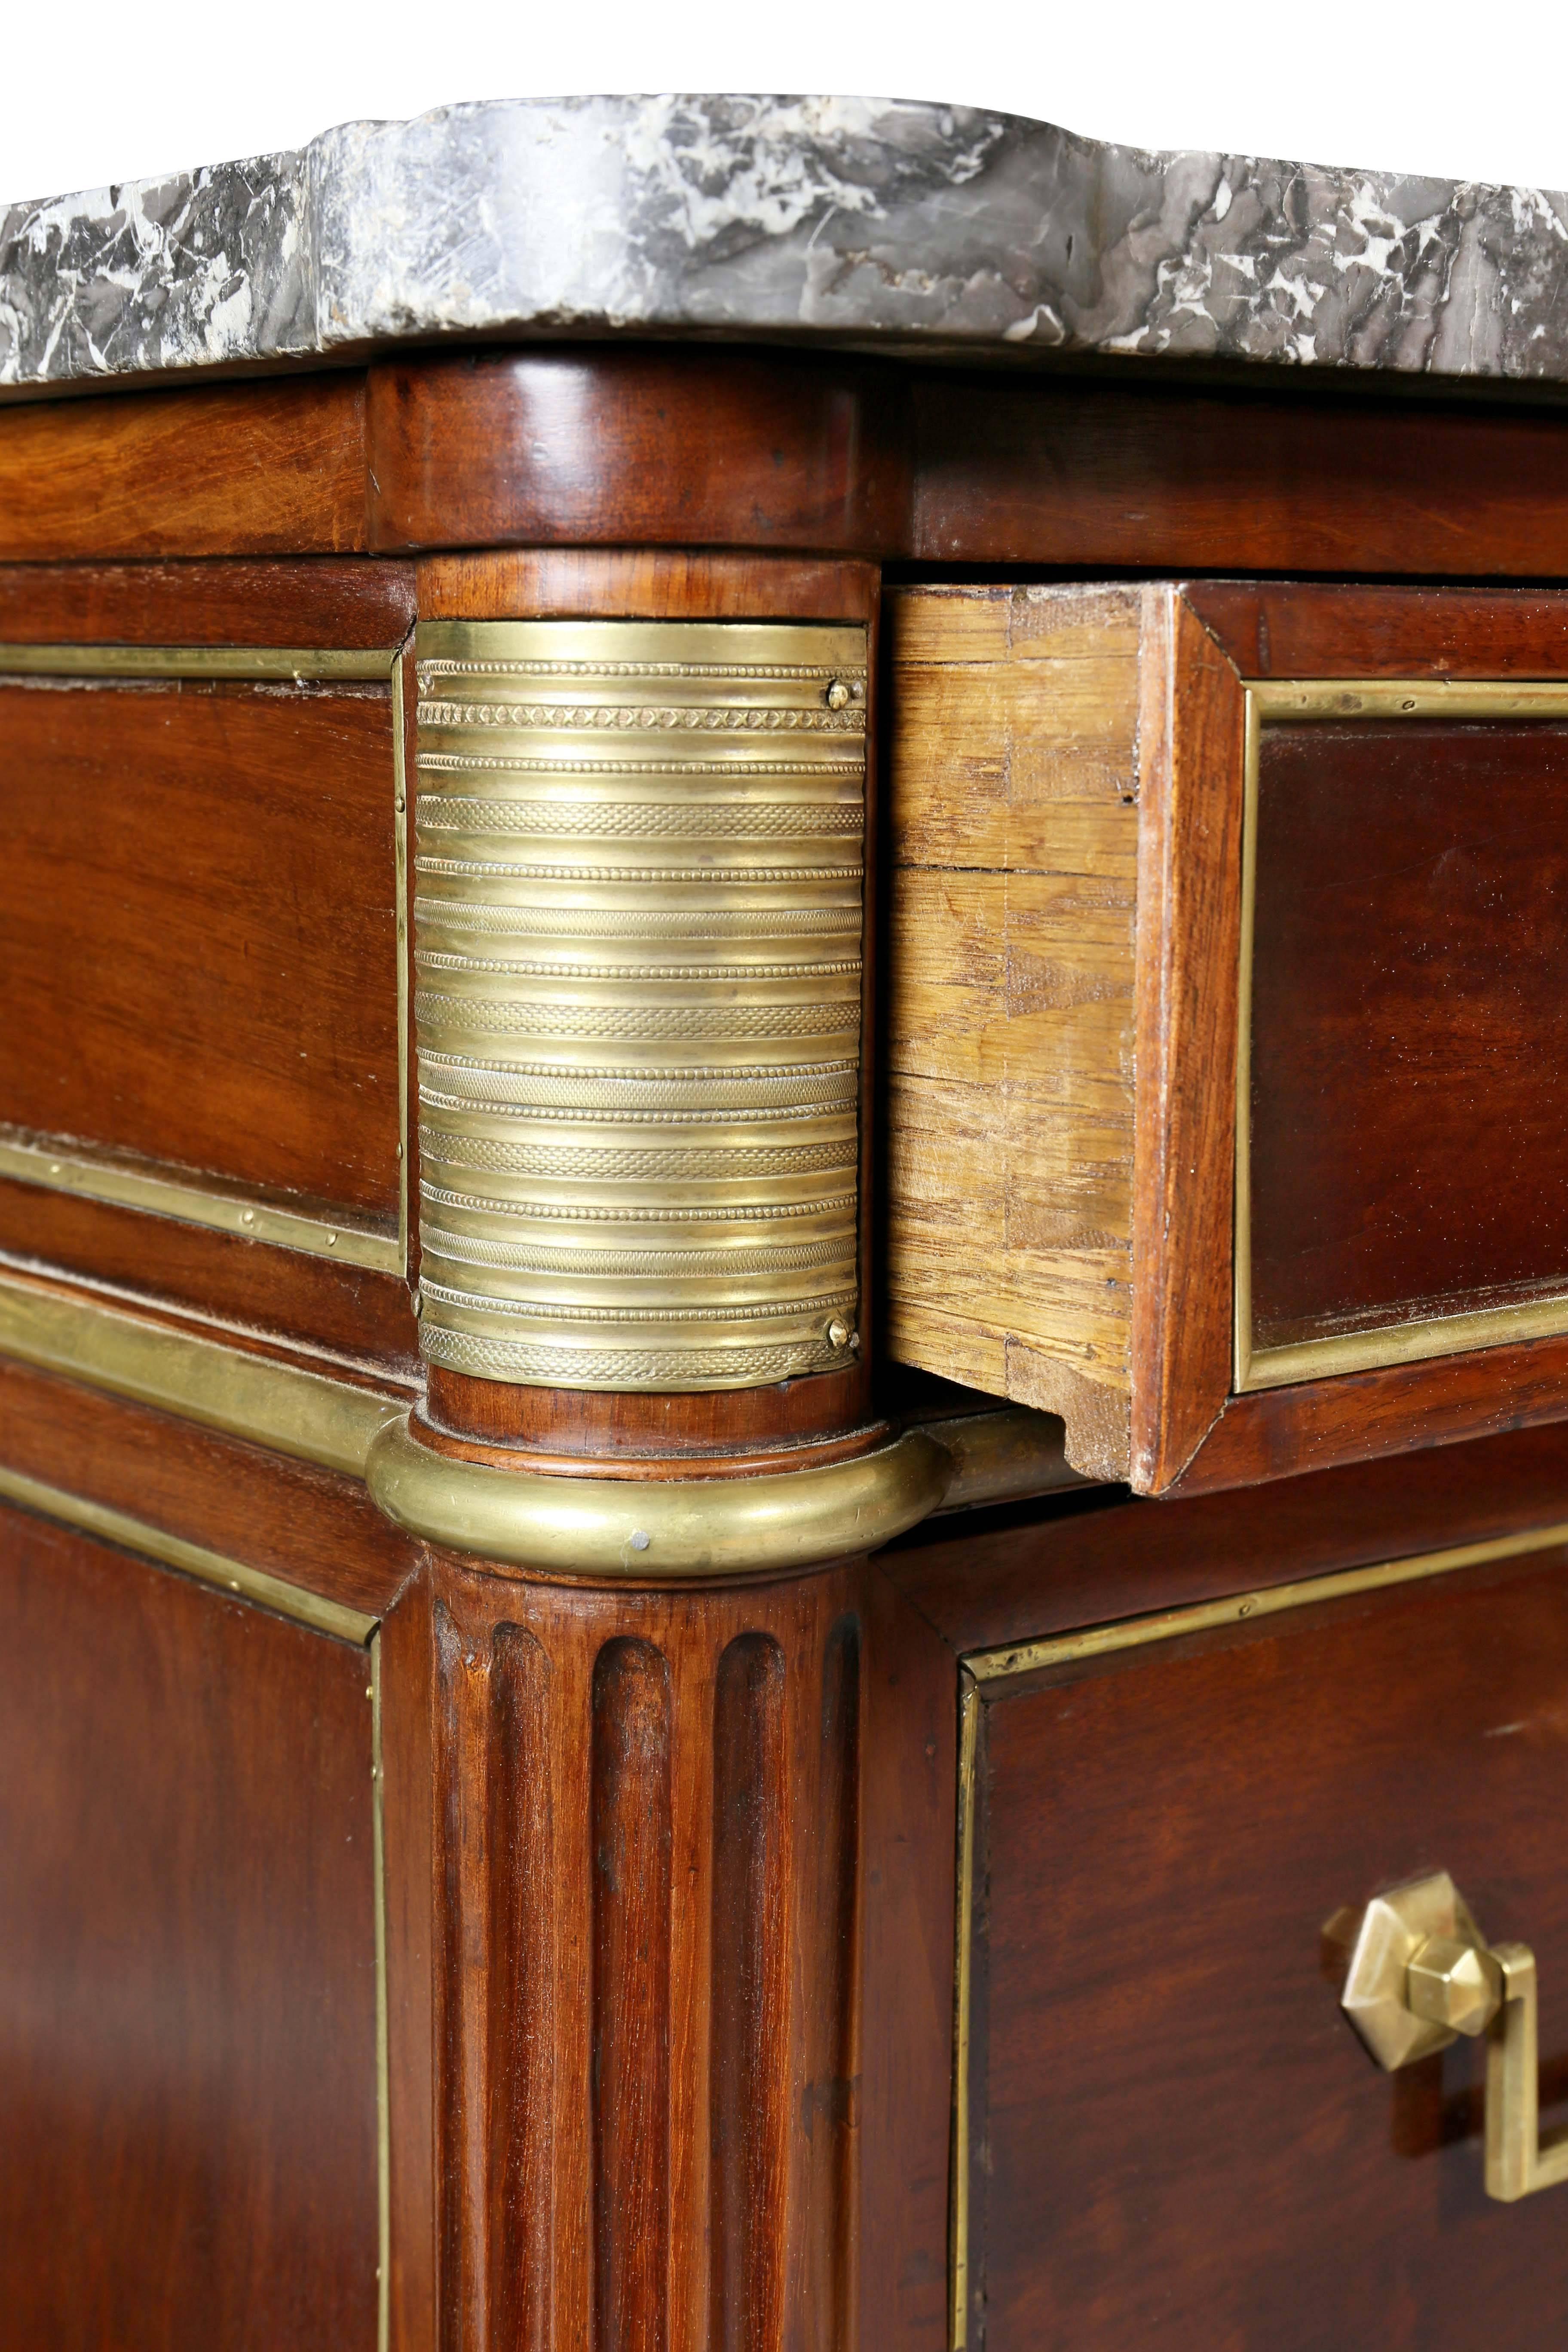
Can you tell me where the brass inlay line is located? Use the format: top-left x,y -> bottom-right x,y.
0,643 -> 395,680
950,1672 -> 980,2352
947,1516 -> 1568,2348
1235,678 -> 1568,1392
371,1631 -> 391,2352
413,619 -> 867,1391
0,1460 -> 377,1643
0,640 -> 411,1276
966,1521 -> 1568,1684
0,1267 -> 404,1476
0,1128 -> 403,1274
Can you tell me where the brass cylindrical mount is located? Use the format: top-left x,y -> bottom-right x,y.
413,619 -> 867,1392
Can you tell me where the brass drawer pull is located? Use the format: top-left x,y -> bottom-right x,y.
1335,1871 -> 1568,2201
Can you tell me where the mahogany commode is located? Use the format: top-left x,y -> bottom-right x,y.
6,93 -> 1568,2352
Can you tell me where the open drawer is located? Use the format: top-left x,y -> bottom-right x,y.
885,582 -> 1568,1491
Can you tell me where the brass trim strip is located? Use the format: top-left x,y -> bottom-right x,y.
1246,1295 -> 1568,1387
0,1459 -> 377,1642
0,643 -> 395,680
1250,680 -> 1568,722
0,640 -> 411,1276
950,1672 -> 980,2352
948,1516 -> 1568,2347
1235,678 -> 1568,1391
965,1520 -> 1568,1684
0,1267 -> 404,1476
371,1631 -> 391,2352
392,645 -> 411,1277
0,1130 -> 402,1274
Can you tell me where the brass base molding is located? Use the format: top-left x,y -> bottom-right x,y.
365,1412 -> 950,1579
0,1269 -> 1069,1580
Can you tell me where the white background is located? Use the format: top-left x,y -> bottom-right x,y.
4,0 -> 1565,206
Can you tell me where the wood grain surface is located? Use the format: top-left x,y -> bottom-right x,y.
0,1347 -> 415,1623
911,371 -> 1568,575
0,1504 -> 379,2349
417,550 -> 879,623
1129,589 -> 1246,1488
413,1550 -> 952,2352
1187,579 -> 1568,678
11,355 -> 1568,574
883,1413 -> 1568,1657
0,556 -> 413,646
0,1178 -> 420,1375
882,583 -> 1142,1478
1249,718 -> 1568,1347
369,351 -> 911,555
0,375 -> 370,560
0,675 -> 401,1216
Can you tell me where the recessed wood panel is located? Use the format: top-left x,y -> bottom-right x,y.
1250,719 -> 1568,1350
0,674 -> 401,1222
0,1504 -> 378,2347
964,1542 -> 1568,2349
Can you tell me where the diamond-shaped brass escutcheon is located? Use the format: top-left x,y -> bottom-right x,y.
1337,1871 -> 1499,2070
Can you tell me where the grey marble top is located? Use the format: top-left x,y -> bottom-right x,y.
5,94 -> 1567,397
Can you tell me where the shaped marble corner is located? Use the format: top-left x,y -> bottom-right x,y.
6,94 -> 1568,391
0,153 -> 313,389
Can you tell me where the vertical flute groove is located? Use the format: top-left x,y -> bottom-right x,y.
819,1614 -> 862,2349
591,1638 -> 673,2352
710,1632 -> 789,2352
487,1623 -> 554,2352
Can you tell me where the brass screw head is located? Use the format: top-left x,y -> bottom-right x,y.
824,679 -> 851,710
826,1317 -> 853,1350
1407,1936 -> 1504,2037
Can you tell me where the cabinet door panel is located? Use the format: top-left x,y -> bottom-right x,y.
961,1541 -> 1568,2349
0,1504 -> 379,2349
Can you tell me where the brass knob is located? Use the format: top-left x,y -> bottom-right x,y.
1407,1935 -> 1502,2037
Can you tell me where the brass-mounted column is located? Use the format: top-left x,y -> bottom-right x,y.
412,621 -> 867,1394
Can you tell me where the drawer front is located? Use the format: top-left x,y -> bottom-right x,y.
0,564 -> 419,1364
956,1535 -> 1568,2349
886,581 -> 1568,1491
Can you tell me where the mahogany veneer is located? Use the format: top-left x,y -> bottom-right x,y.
10,327 -> 1568,2352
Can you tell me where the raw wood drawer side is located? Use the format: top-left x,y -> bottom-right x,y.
884,584 -> 1144,1479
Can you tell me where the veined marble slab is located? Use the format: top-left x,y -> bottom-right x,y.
3,94 -> 1566,393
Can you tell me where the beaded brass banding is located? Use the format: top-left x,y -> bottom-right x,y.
413,620 -> 867,1390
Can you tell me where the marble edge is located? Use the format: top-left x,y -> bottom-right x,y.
4,93 -> 1568,393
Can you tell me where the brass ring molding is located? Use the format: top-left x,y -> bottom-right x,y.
365,1415 -> 950,1579
413,619 -> 867,1391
